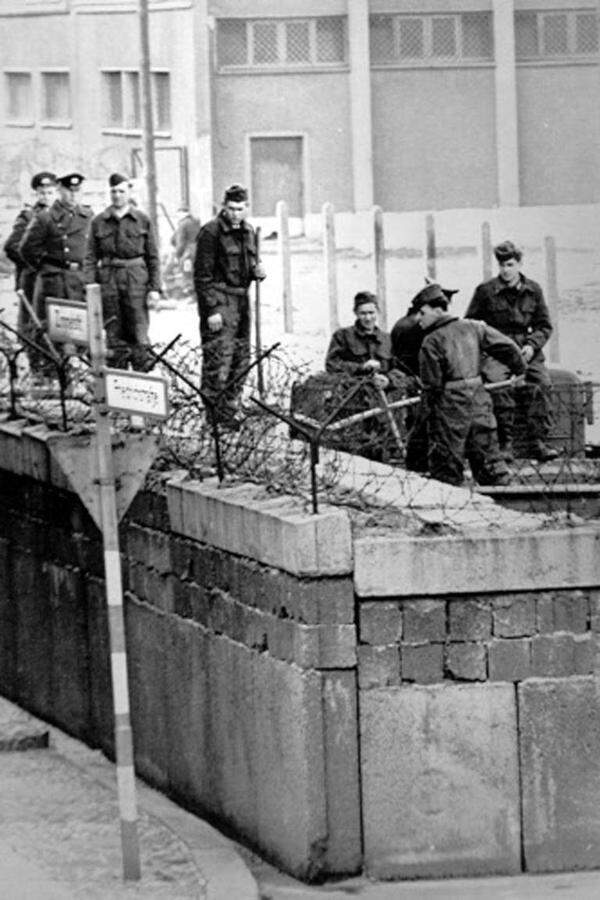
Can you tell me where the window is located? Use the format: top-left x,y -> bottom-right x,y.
41,71 -> 71,123
102,69 -> 170,133
370,12 -> 494,65
4,71 -> 32,123
515,9 -> 598,60
152,72 -> 170,132
216,17 -> 347,69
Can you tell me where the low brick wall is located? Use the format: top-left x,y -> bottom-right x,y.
2,418 -> 600,882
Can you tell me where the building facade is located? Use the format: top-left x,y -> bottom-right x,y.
0,0 -> 597,221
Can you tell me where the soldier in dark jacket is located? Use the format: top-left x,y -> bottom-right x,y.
19,172 -> 92,376
84,173 -> 160,370
325,291 -> 408,460
390,282 -> 458,472
413,285 -> 526,487
3,171 -> 56,371
194,184 -> 265,425
465,240 -> 558,462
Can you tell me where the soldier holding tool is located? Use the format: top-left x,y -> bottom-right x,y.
412,284 -> 525,487
84,173 -> 160,370
193,183 -> 266,428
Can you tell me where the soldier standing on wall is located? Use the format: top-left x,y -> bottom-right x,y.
18,172 -> 93,380
412,284 -> 526,487
84,173 -> 160,370
3,171 -> 56,371
465,240 -> 559,462
193,183 -> 266,428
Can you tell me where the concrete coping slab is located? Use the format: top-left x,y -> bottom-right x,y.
354,524 -> 600,597
166,476 -> 353,577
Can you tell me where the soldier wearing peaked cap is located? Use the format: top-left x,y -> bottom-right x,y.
84,172 -> 160,371
3,171 -> 57,373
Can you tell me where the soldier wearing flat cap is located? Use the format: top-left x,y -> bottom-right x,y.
19,173 -> 93,359
465,240 -> 558,462
84,173 -> 160,370
411,284 -> 525,487
193,183 -> 266,426
3,171 -> 57,371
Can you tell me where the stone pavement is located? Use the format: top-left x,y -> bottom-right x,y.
0,697 -> 258,900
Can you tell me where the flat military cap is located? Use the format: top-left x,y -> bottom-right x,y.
30,171 -> 57,190
409,283 -> 449,313
108,172 -> 130,187
57,172 -> 85,188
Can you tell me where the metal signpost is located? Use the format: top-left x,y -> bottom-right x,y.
84,284 -> 169,881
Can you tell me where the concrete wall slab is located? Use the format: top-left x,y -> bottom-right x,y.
360,683 -> 521,879
519,676 -> 600,872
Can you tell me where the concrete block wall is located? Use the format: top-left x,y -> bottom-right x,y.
356,531 -> 600,880
0,426 -> 360,881
4,421 -> 600,883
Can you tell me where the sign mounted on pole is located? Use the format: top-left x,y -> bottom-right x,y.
104,369 -> 169,420
46,298 -> 89,344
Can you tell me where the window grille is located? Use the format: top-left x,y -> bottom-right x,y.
370,12 -> 493,65
216,17 -> 347,69
41,72 -> 70,122
5,72 -> 32,121
124,71 -> 139,130
515,9 -> 598,59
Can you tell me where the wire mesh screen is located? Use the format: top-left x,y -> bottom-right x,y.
543,14 -> 569,56
217,17 -> 346,69
370,13 -> 493,65
285,21 -> 310,63
576,12 -> 599,54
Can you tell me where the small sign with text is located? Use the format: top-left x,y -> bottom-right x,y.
46,298 -> 89,344
105,369 -> 169,420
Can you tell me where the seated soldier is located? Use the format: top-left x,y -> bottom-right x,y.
412,284 -> 526,487
324,290 -> 407,460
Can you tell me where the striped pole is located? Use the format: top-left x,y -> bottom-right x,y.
87,284 -> 141,881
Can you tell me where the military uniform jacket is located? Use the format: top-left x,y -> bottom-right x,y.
465,274 -> 552,356
194,211 -> 260,314
3,202 -> 46,285
19,199 -> 93,270
325,323 -> 405,390
419,316 -> 526,393
84,205 -> 160,291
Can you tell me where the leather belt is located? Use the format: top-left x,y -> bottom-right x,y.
100,256 -> 144,268
44,258 -> 82,270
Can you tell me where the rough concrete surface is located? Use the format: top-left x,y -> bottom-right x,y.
360,683 -> 521,879
519,675 -> 600,873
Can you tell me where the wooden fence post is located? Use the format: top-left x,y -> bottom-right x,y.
425,213 -> 436,280
544,235 -> 561,364
276,200 -> 293,333
373,206 -> 387,330
481,221 -> 493,280
323,202 -> 339,332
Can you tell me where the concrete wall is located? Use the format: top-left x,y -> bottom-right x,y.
3,419 -> 600,881
517,62 -> 600,205
0,421 -> 360,881
371,67 -> 498,211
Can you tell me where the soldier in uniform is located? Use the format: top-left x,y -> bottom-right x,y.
3,171 -> 56,371
19,172 -> 92,377
193,183 -> 266,426
84,173 -> 160,370
412,285 -> 525,487
465,240 -> 559,462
